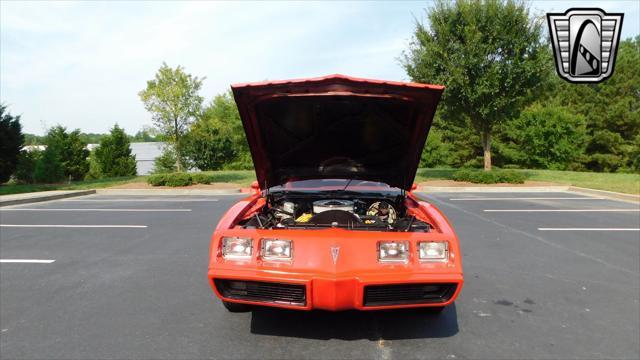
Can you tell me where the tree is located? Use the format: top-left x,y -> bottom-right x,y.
151,147 -> 178,174
44,126 -> 90,180
131,125 -> 161,142
403,0 -> 548,170
94,124 -> 137,177
546,37 -> 639,172
0,105 -> 25,183
34,146 -> 64,183
497,104 -> 587,170
139,63 -> 204,171
14,150 -> 41,184
184,91 -> 246,170
184,119 -> 236,171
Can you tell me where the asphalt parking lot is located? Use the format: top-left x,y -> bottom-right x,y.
1,192 -> 638,359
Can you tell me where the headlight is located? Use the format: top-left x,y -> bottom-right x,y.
378,241 -> 409,263
418,241 -> 448,262
261,239 -> 292,261
221,237 -> 252,260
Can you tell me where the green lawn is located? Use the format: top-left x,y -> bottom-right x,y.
196,170 -> 256,186
520,169 -> 640,195
415,168 -> 639,194
0,176 -> 145,196
2,169 -> 638,196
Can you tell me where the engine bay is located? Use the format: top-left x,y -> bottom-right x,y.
239,194 -> 431,232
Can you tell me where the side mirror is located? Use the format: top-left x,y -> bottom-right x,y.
411,183 -> 418,191
250,181 -> 260,194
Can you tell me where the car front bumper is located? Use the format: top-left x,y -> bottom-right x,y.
208,268 -> 463,311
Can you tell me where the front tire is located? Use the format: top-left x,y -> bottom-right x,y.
222,300 -> 252,312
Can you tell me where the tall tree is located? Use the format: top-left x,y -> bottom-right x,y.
403,0 -> 548,170
138,63 -> 204,171
44,126 -> 90,180
0,105 -> 24,183
94,124 -> 137,177
546,37 -> 640,172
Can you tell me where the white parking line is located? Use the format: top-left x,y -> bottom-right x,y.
484,209 -> 639,212
0,224 -> 148,228
450,197 -> 605,201
0,259 -> 56,264
538,228 -> 640,231
1,208 -> 191,212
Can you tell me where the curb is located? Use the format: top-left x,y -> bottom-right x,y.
568,186 -> 640,204
417,186 -> 570,193
95,188 -> 243,196
0,190 -> 96,207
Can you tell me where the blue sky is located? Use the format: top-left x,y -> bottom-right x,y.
1,0 -> 638,135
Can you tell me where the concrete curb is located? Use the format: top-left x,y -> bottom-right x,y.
417,186 -> 570,193
0,190 -> 96,207
95,188 -> 243,196
568,186 -> 640,204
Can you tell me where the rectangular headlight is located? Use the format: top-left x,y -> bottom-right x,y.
221,237 -> 252,260
261,239 -> 292,261
378,241 -> 409,263
418,241 -> 448,262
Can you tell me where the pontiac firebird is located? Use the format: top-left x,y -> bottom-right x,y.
208,74 -> 463,313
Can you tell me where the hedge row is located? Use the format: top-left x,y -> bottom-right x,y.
146,172 -> 235,187
451,169 -> 526,184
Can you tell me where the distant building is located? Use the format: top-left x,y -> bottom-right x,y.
130,142 -> 164,175
22,142 -> 165,176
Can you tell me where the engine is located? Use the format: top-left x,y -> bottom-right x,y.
240,197 -> 430,232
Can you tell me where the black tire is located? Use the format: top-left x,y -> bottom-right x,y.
222,300 -> 252,312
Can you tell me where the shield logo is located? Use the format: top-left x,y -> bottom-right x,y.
547,8 -> 623,83
331,247 -> 340,264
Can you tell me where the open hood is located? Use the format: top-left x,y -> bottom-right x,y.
231,74 -> 444,190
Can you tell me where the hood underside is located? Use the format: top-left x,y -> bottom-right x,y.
231,74 -> 444,190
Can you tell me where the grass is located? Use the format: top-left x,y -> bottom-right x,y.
415,168 -> 639,195
196,170 -> 255,185
2,168 -> 638,195
520,169 -> 640,195
0,176 -> 145,196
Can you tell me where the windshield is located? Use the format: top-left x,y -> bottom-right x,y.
269,179 -> 402,194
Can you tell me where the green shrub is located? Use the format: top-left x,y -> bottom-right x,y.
497,104 -> 587,170
0,105 -> 24,183
163,172 -> 192,187
44,126 -> 90,181
14,150 -> 40,184
34,147 -> 65,183
85,150 -> 103,180
147,172 -> 192,187
152,149 -> 178,174
192,173 -> 213,184
452,169 -> 526,184
94,124 -> 137,177
147,173 -> 168,186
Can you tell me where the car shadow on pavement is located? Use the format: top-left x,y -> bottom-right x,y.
250,304 -> 458,340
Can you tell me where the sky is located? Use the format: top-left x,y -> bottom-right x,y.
1,0 -> 638,135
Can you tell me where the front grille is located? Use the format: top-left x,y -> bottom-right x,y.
363,283 -> 457,306
214,279 -> 306,306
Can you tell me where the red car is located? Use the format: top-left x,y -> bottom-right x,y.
208,74 -> 463,313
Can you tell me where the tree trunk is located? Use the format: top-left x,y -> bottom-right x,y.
481,129 -> 492,171
174,118 -> 182,172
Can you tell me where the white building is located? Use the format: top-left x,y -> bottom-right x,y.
22,142 -> 165,176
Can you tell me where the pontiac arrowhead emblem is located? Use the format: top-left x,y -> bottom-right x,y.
547,8 -> 624,83
331,247 -> 340,264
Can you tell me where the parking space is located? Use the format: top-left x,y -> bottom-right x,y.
1,192 -> 638,359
